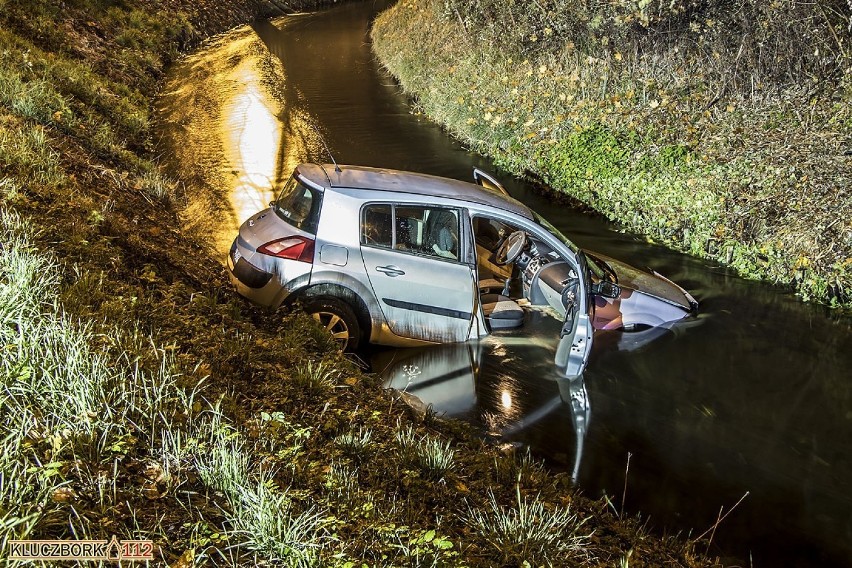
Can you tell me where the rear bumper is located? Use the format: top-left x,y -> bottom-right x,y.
230,255 -> 273,289
227,238 -> 310,309
227,239 -> 279,307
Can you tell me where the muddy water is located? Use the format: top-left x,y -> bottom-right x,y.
158,2 -> 852,565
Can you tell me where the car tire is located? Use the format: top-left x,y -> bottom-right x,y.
304,297 -> 361,352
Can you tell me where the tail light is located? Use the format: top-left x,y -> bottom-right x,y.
257,236 -> 315,263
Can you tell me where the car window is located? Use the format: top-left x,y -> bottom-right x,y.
361,204 -> 460,261
272,176 -> 322,234
362,204 -> 393,247
473,216 -> 516,250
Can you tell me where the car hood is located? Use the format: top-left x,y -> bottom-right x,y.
587,252 -> 695,310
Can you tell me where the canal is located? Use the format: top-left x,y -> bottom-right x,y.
157,2 -> 852,565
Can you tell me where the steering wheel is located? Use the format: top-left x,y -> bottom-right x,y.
495,230 -> 528,266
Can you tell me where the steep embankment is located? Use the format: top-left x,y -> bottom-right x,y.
372,0 -> 851,310
0,1 -> 719,566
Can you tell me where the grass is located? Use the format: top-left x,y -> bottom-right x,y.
291,357 -> 341,395
334,427 -> 374,461
465,485 -> 591,566
0,122 -> 64,187
396,425 -> 456,481
0,207 -> 330,563
0,209 -> 198,546
372,0 -> 852,309
195,415 -> 328,565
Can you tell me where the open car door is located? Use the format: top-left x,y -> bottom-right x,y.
554,254 -> 594,379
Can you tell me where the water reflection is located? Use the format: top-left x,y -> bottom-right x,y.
157,25 -> 325,253
220,65 -> 281,224
375,332 -> 592,483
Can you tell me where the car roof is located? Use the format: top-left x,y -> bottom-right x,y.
295,163 -> 534,220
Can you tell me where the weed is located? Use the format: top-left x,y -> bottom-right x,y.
464,485 -> 591,565
0,177 -> 21,201
391,527 -> 457,567
334,427 -> 374,461
291,358 -> 339,394
493,448 -> 549,487
135,170 -> 179,203
396,426 -> 455,481
324,461 -> 358,500
0,435 -> 55,552
195,422 -> 328,566
0,123 -> 64,186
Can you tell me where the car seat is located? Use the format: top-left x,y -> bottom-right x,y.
426,209 -> 458,258
480,293 -> 524,329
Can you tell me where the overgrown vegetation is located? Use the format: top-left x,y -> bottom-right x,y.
0,0 -> 723,564
373,0 -> 852,309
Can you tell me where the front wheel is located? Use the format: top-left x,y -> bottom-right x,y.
304,297 -> 361,352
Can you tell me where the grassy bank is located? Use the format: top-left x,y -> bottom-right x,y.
0,0 -> 722,566
372,0 -> 852,310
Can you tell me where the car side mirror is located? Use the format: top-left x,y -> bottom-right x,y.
591,281 -> 621,299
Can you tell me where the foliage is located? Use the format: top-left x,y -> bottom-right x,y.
438,0 -> 851,91
396,426 -> 455,481
373,0 -> 852,308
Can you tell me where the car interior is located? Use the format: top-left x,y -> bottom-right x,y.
472,217 -> 526,331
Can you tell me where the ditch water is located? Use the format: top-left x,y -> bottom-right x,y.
157,1 -> 852,565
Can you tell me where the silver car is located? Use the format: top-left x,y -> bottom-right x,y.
227,164 -> 697,377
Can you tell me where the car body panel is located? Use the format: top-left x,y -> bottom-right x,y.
361,244 -> 477,343
585,252 -> 696,331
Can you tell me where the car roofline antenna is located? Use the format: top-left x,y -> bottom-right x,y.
315,128 -> 341,173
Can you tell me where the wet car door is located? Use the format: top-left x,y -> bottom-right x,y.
360,203 -> 477,343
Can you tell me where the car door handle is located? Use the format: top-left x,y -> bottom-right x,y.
375,265 -> 405,277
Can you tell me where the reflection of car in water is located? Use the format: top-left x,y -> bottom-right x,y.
228,164 -> 697,377
375,341 -> 590,482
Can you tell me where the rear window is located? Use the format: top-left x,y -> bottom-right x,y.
272,176 -> 322,234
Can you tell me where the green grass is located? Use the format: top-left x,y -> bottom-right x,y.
373,0 -> 852,309
0,207 -> 333,562
396,425 -> 455,481
0,122 -> 65,186
195,413 -> 329,566
465,485 -> 591,566
334,427 -> 374,461
291,358 -> 341,395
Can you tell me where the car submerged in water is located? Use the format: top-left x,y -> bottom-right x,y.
227,164 -> 697,377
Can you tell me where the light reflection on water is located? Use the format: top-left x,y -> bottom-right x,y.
158,2 -> 852,566
157,26 -> 326,254
221,68 -> 281,225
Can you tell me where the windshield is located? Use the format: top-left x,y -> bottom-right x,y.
532,212 -> 579,254
273,176 -> 322,234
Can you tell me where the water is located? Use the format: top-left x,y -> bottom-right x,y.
158,2 -> 852,565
